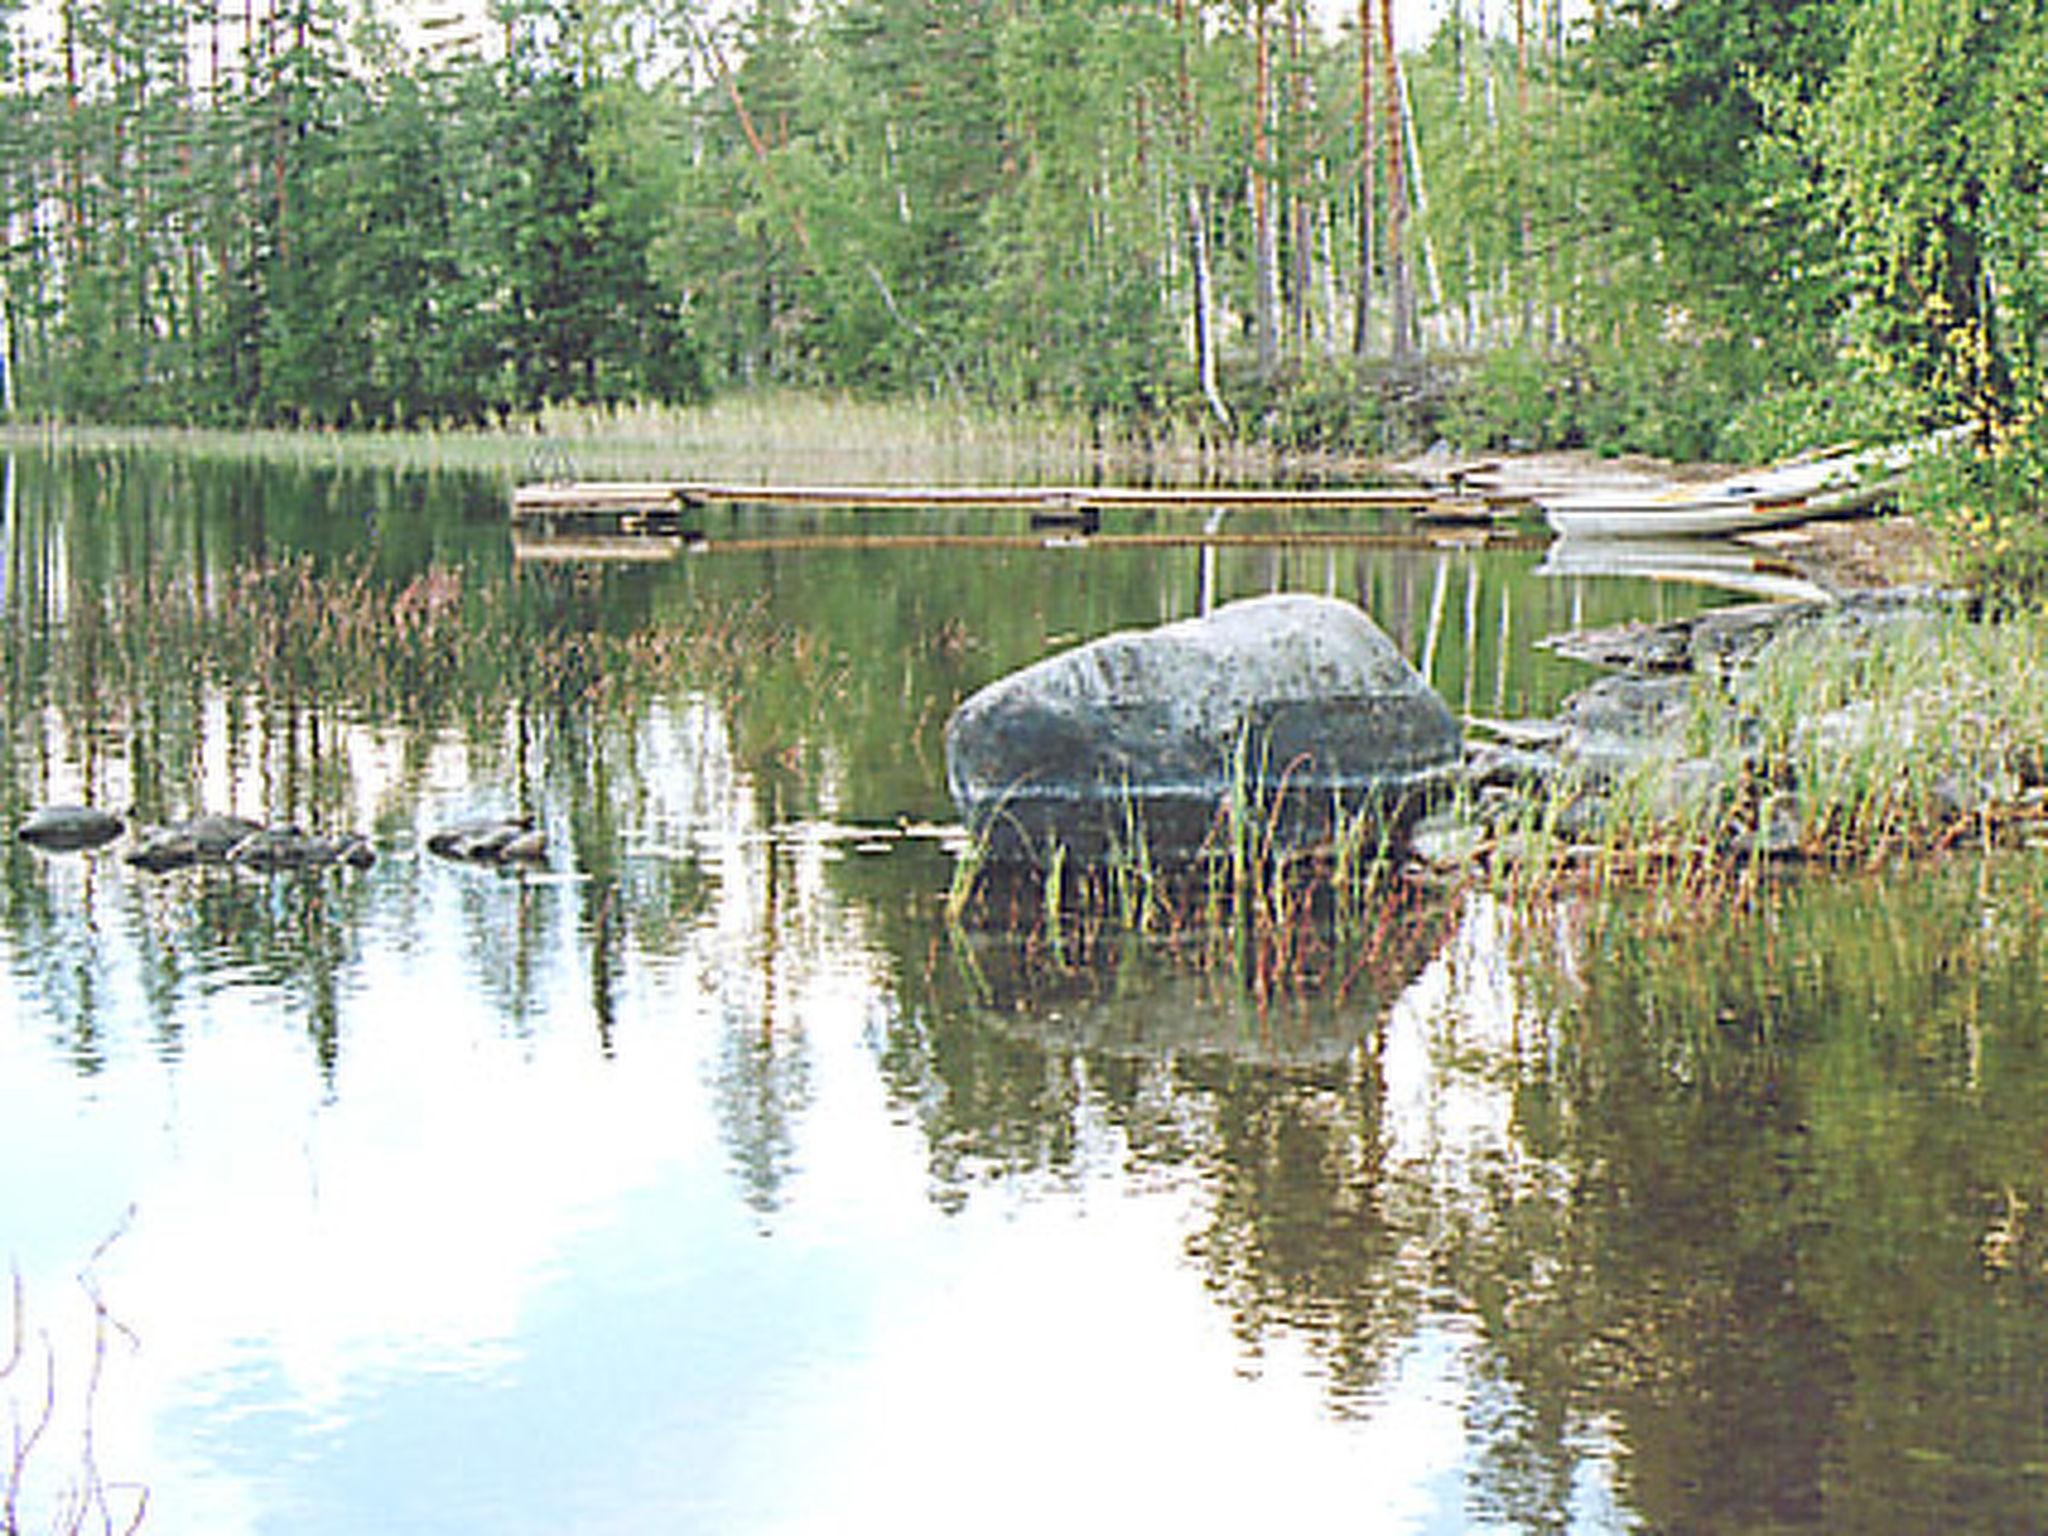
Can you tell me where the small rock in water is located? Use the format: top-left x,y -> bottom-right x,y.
125,814 -> 268,873
428,815 -> 542,867
180,815 -> 268,859
226,827 -> 377,872
16,805 -> 125,853
495,829 -> 547,865
126,827 -> 201,872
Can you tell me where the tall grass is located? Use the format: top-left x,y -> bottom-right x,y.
1479,604 -> 2048,906
17,554 -> 849,794
0,388 -> 1393,484
946,764 -> 1421,1005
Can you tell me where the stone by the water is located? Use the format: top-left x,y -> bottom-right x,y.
428,815 -> 541,867
125,815 -> 267,872
226,827 -> 376,871
16,804 -> 125,853
944,594 -> 1461,864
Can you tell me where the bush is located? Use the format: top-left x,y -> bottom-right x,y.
1909,415 -> 2048,609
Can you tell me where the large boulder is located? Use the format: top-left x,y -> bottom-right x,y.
944,594 -> 1461,864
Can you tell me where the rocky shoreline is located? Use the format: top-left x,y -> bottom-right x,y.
1427,489 -> 2048,882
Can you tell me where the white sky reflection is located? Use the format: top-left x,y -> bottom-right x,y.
2,676 -> 1620,1536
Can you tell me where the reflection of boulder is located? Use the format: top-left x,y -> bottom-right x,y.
954,888 -> 1458,1068
945,595 -> 1461,866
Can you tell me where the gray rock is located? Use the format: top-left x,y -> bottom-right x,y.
1541,616 -> 1702,674
1554,674 -> 1697,779
494,829 -> 548,865
945,594 -> 1462,864
1933,770 -> 2019,824
226,827 -> 377,871
428,815 -> 540,867
181,815 -> 268,859
1463,741 -> 1561,792
1729,793 -> 1804,860
17,805 -> 124,853
1542,587 -> 1965,681
1410,815 -> 1489,871
124,814 -> 267,872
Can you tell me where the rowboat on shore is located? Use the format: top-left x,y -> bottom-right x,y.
1535,439 -> 1932,539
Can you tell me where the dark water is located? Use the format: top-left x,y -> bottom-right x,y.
4,445 -> 2047,1534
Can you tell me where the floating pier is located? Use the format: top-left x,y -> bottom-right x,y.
509,476 -> 1524,550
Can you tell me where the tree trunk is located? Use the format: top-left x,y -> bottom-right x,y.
1189,186 -> 1228,425
1398,54 -> 1443,330
1172,0 -> 1226,424
1252,0 -> 1279,381
61,0 -> 80,267
1516,0 -> 1534,339
1285,0 -> 1312,357
1379,0 -> 1409,358
1352,0 -> 1374,356
0,274 -> 14,415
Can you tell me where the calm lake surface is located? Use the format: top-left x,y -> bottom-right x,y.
5,442 -> 2048,1534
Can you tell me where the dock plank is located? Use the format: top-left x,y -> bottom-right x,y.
510,479 -> 1479,519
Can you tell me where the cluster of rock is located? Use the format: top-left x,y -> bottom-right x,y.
941,581 -> 2019,885
17,806 -> 544,872
944,594 -> 1462,866
1452,586 -> 1993,862
424,815 -> 546,867
15,808 -> 379,871
139,817 -> 376,872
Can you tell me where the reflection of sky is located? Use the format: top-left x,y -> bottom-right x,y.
2,572 -> 1631,1531
4,856 -> 1635,1535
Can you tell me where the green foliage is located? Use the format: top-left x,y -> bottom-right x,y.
0,0 -> 700,427
1908,418 -> 2048,609
1576,0 -> 1847,345
1,0 -> 2041,478
1797,2 -> 2048,591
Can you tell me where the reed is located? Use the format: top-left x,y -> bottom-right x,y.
945,761 -> 1426,1005
0,388 -> 1394,484
1479,603 -> 2048,907
24,554 -> 846,779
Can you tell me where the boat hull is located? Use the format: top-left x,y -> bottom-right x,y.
1536,449 -> 1906,539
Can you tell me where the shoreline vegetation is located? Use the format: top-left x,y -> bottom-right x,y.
0,389 -> 1452,484
6,395 -> 2046,999
946,582 -> 2048,1004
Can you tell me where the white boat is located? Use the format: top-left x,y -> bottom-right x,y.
1535,441 -> 1923,539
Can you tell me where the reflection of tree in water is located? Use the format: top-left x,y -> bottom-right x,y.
131,866 -> 374,1082
1484,862 -> 2048,1534
1180,1055 -> 1409,1401
716,1006 -> 813,1223
2,512 -> 833,1077
880,888 -> 1456,1375
712,839 -> 814,1223
872,864 -> 2048,1529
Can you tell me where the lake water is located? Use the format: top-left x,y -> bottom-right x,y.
5,443 -> 2048,1534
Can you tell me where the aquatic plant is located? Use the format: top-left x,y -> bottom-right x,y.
946,756 -> 1423,1007
2,1230 -> 146,1536
0,389 -> 1392,487
79,555 -> 843,733
1472,602 -> 2048,907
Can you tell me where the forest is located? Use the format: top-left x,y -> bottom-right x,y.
0,0 -> 2043,480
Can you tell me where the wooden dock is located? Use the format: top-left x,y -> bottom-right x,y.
514,479 -> 1476,512
509,477 -> 1526,550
